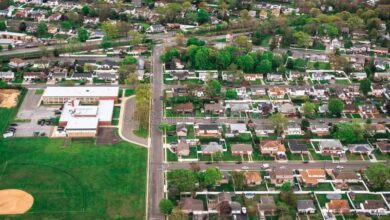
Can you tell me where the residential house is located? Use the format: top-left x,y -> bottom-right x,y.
257,102 -> 273,115
370,123 -> 387,134
277,102 -> 296,117
359,104 -> 378,115
260,140 -> 286,158
300,169 -> 326,187
197,70 -> 218,81
348,144 -> 373,155
9,58 -> 27,68
374,72 -> 390,81
231,144 -> 253,155
195,124 -> 221,137
297,200 -> 316,214
343,103 -> 358,114
250,88 -> 267,97
259,10 -> 267,19
311,85 -> 327,99
318,140 -> 344,156
227,123 -> 248,136
254,123 -> 275,136
170,70 -> 191,80
208,192 -> 241,215
179,198 -> 204,215
371,84 -> 384,97
204,102 -> 224,115
257,196 -> 277,217
243,171 -> 262,185
201,142 -> 223,155
289,86 -> 307,98
244,73 -> 262,82
267,74 -> 284,82
268,87 -> 287,99
331,170 -> 360,183
0,71 -> 14,82
360,200 -> 388,215
326,200 -> 350,214
376,141 -> 390,154
23,72 -> 47,81
288,140 -> 308,154
286,123 -> 303,135
176,123 -> 188,137
269,168 -> 293,186
229,102 -> 250,113
371,47 -> 388,56
374,60 -> 389,71
311,72 -> 332,82
350,42 -> 369,53
176,140 -> 190,157
146,24 -> 165,33
351,72 -> 367,81
310,123 -> 330,136
173,102 -> 193,114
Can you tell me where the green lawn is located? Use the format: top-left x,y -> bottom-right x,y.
134,127 -> 149,138
352,193 -> 383,205
302,182 -> 334,191
113,106 -> 121,119
35,89 -> 44,95
124,89 -> 135,97
0,138 -> 147,219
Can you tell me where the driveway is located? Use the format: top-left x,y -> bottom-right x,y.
119,96 -> 148,146
14,89 -> 57,137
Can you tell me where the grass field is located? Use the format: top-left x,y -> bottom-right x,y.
0,137 -> 147,219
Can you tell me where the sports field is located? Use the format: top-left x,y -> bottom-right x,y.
0,137 -> 147,219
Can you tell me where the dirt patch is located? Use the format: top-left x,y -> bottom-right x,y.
0,89 -> 20,108
0,189 -> 34,215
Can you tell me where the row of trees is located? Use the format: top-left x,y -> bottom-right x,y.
134,84 -> 151,132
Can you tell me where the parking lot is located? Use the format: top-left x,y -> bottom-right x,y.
13,89 -> 59,137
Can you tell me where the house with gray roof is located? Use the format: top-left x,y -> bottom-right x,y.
297,200 -> 316,214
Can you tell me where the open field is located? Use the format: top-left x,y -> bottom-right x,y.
0,137 -> 147,219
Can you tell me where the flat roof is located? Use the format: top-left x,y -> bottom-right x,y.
43,86 -> 119,98
60,100 -> 114,123
66,117 -> 99,130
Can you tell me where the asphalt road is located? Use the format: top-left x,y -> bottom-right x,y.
148,44 -> 165,220
163,160 -> 386,172
120,96 -> 148,146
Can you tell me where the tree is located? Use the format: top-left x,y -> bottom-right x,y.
159,199 -> 174,215
19,22 -> 26,32
385,101 -> 390,115
128,29 -> 144,45
216,50 -> 231,70
257,59 -> 272,74
225,89 -> 238,100
251,30 -> 262,45
170,207 -> 188,220
270,112 -> 289,135
81,5 -> 90,15
187,37 -> 205,47
134,84 -> 151,130
237,54 -> 254,72
303,101 -> 316,118
61,21 -> 72,31
333,120 -> 364,144
0,21 -> 6,31
197,9 -> 210,24
212,151 -> 223,163
205,79 -> 221,99
7,44 -> 12,50
169,169 -> 197,192
365,163 -> 390,190
359,78 -> 371,96
77,28 -> 89,42
301,119 -> 310,131
293,31 -> 311,48
125,72 -> 139,86
328,98 -> 344,116
231,171 -> 246,190
37,22 -> 48,37
233,35 -> 253,54
101,21 -> 119,39
203,167 -> 222,187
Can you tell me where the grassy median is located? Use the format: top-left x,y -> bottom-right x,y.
0,137 -> 147,219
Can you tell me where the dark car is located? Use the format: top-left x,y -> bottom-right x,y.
205,161 -> 212,165
236,161 -> 242,164
302,160 -> 309,164
7,127 -> 16,132
10,123 -> 18,127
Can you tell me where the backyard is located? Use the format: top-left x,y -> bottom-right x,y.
0,137 -> 147,219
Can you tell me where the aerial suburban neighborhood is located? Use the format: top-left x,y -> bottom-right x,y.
0,0 -> 389,219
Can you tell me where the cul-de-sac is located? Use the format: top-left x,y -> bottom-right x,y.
0,0 -> 389,219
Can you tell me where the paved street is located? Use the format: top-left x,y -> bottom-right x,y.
163,160 -> 386,172
119,96 -> 148,146
148,44 -> 165,220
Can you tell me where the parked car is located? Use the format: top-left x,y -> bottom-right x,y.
10,123 -> 18,127
3,131 -> 14,138
241,166 -> 249,170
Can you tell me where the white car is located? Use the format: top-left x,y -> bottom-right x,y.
336,165 -> 344,170
3,131 -> 14,138
261,164 -> 270,169
241,166 -> 249,170
241,207 -> 247,214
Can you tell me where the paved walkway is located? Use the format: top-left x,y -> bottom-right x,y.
118,95 -> 148,147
